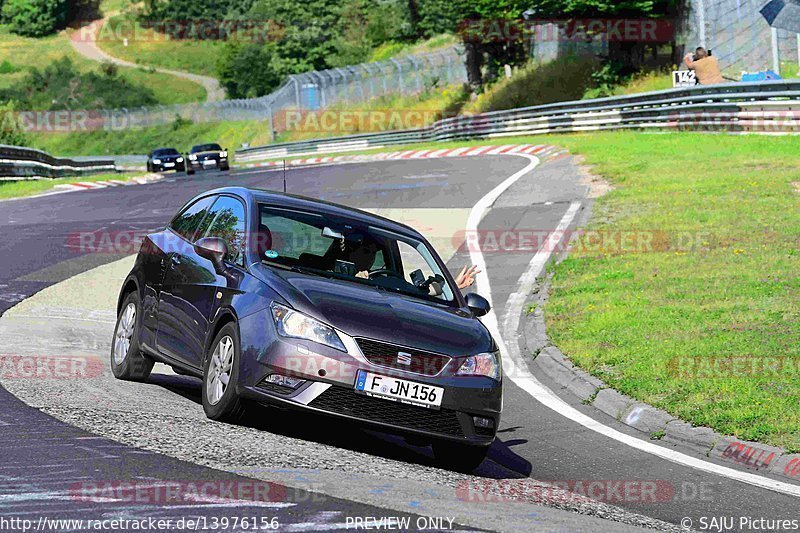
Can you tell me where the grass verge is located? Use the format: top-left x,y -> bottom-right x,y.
95,15 -> 222,77
0,26 -> 206,104
543,132 -> 800,451
30,120 -> 272,156
0,171 -> 142,200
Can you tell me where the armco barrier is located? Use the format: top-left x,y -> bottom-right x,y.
236,79 -> 800,161
0,145 -> 116,179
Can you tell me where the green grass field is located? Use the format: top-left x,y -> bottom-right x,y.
543,132 -> 800,451
96,15 -> 222,77
0,26 -> 206,104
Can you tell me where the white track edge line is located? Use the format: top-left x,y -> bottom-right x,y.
468,153 -> 800,498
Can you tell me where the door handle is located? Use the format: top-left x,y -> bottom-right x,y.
170,255 -> 182,266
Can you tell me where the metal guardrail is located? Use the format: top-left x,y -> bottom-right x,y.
236,79 -> 800,161
0,145 -> 116,179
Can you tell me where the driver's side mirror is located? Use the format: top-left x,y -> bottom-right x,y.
465,292 -> 491,317
195,236 -> 228,273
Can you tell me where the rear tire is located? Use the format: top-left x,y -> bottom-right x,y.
110,291 -> 154,381
202,322 -> 246,422
432,440 -> 489,473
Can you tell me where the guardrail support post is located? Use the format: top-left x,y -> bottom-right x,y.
771,27 -> 781,75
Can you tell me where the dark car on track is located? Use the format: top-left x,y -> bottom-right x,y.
186,143 -> 230,174
111,187 -> 501,470
147,148 -> 185,173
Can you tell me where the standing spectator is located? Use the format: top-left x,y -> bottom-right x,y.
684,47 -> 724,85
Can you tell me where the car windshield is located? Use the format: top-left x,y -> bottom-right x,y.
257,205 -> 457,305
191,143 -> 222,153
153,148 -> 179,156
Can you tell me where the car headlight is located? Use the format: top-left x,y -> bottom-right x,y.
270,302 -> 345,352
176,157 -> 184,163
456,352 -> 501,380
189,154 -> 197,160
152,159 -> 161,164
220,151 -> 228,158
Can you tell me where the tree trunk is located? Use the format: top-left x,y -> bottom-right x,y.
407,0 -> 421,38
464,40 -> 483,91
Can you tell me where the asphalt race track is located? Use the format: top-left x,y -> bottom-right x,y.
1,155 -> 799,532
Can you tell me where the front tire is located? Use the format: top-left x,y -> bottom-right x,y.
432,440 -> 489,473
110,291 -> 154,381
202,322 -> 246,422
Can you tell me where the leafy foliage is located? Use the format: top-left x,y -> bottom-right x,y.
0,102 -> 31,146
216,42 -> 281,98
1,0 -> 70,37
0,57 -> 158,110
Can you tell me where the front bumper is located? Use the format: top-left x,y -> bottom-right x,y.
153,162 -> 185,172
237,332 -> 502,445
187,157 -> 229,170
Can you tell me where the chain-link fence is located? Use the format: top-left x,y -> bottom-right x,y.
683,0 -> 798,75
90,47 -> 465,134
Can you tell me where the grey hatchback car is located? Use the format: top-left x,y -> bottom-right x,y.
111,187 -> 502,471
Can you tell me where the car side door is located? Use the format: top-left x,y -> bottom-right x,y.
156,194 -> 247,370
154,195 -> 218,368
139,195 -> 215,353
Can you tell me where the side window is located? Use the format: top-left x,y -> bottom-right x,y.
261,214 -> 330,260
169,196 -> 216,242
201,196 -> 246,266
397,241 -> 433,282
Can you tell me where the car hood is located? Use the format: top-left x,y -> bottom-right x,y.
258,266 -> 493,357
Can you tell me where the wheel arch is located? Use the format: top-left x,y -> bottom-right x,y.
204,308 -> 239,365
116,276 -> 140,315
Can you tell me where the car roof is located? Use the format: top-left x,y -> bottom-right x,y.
201,187 -> 424,239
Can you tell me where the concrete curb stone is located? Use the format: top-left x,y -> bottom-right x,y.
709,437 -> 784,473
522,276 -> 800,484
770,453 -> 800,483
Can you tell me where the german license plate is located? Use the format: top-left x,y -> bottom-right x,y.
164,162 -> 174,168
355,370 -> 443,409
202,159 -> 216,166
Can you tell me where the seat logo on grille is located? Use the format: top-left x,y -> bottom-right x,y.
396,352 -> 412,365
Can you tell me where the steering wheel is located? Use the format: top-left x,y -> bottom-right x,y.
368,268 -> 402,279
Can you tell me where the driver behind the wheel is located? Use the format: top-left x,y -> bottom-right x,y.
349,239 -> 481,293
351,241 -> 378,279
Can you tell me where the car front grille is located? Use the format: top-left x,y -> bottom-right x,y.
308,385 -> 465,438
355,338 -> 452,376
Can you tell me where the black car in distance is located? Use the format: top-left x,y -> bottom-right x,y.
187,143 -> 230,174
146,148 -> 185,173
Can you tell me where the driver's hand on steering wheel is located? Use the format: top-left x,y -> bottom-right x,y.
356,270 -> 369,279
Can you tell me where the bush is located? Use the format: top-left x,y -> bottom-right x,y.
216,42 -> 281,98
0,60 -> 18,74
0,102 -> 31,147
0,57 -> 159,110
464,56 -> 600,114
1,0 -> 69,37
